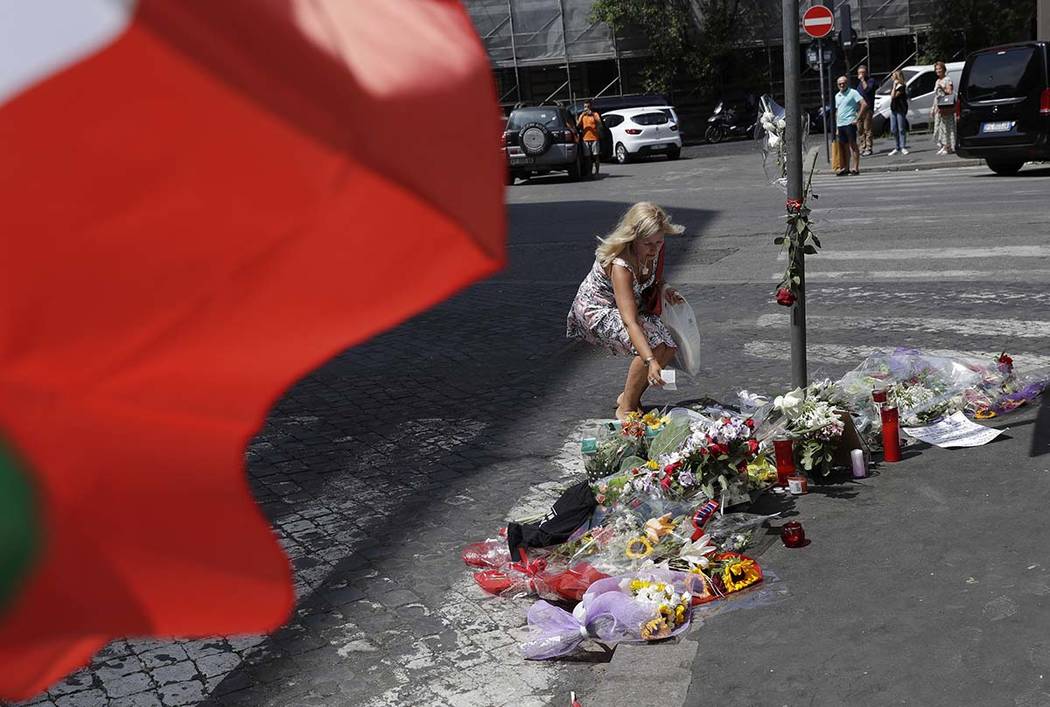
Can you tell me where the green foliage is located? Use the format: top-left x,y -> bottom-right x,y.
591,0 -> 753,96
923,0 -> 1036,62
648,419 -> 691,458
619,454 -> 648,473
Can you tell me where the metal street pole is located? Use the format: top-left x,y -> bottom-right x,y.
783,0 -> 807,389
817,40 -> 829,164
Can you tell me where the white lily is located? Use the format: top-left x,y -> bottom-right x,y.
676,533 -> 716,570
773,387 -> 805,418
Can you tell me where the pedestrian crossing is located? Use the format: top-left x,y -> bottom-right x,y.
744,340 -> 1050,371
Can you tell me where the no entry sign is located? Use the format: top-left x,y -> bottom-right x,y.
802,5 -> 834,39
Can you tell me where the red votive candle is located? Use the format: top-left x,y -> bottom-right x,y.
872,387 -> 888,404
881,405 -> 902,463
773,437 -> 796,487
781,521 -> 806,548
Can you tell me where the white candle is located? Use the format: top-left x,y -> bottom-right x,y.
660,368 -> 677,391
851,448 -> 866,478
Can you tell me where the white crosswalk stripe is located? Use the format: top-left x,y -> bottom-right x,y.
769,269 -> 1050,282
743,340 -> 1050,370
755,313 -> 1050,339
776,245 -> 1050,261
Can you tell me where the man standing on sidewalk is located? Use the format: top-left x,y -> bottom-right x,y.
855,65 -> 879,156
835,75 -> 868,176
576,101 -> 603,177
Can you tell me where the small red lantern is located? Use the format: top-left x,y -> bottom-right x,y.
780,521 -> 806,548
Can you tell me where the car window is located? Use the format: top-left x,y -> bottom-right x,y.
630,112 -> 670,126
507,110 -> 565,131
604,114 -> 625,128
908,71 -> 937,98
966,47 -> 1042,101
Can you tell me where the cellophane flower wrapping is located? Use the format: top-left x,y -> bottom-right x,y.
520,569 -> 698,660
837,348 -> 981,427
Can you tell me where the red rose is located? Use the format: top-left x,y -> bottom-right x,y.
747,439 -> 760,455
776,288 -> 796,307
998,352 -> 1013,372
709,443 -> 727,457
744,418 -> 755,429
737,460 -> 748,474
660,476 -> 673,490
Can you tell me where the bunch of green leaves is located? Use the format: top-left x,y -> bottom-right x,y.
923,0 -> 1036,63
773,152 -> 821,302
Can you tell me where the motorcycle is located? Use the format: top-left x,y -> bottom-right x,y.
704,99 -> 759,143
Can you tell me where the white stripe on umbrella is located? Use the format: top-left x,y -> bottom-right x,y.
0,0 -> 137,104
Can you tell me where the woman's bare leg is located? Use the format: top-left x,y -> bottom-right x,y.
616,344 -> 677,419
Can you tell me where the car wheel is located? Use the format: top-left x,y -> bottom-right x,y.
705,125 -> 724,143
667,146 -> 681,160
987,160 -> 1024,176
615,143 -> 630,164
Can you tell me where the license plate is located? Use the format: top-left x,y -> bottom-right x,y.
510,156 -> 535,165
981,121 -> 1015,133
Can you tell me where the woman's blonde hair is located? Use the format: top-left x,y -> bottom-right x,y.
892,69 -> 906,85
595,202 -> 684,267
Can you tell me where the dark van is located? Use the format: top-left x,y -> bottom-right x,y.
957,41 -> 1050,175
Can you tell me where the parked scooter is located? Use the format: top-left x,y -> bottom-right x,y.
704,97 -> 759,143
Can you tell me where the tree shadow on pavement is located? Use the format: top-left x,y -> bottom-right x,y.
195,201 -> 719,705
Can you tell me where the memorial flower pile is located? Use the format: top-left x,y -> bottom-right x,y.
461,346 -> 1050,659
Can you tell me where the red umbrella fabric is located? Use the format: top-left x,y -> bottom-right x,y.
0,0 -> 504,698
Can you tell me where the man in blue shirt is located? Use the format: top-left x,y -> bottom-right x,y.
834,75 -> 868,176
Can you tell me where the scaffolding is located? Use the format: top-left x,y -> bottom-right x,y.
465,0 -> 937,105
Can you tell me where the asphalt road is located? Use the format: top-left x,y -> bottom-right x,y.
20,137 -> 1049,707
506,140 -> 1050,705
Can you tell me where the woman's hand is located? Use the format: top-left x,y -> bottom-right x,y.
647,359 -> 665,387
664,286 -> 685,304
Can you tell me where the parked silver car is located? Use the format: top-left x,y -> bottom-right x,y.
502,106 -> 584,185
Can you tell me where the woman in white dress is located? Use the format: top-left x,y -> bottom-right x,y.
931,61 -> 957,154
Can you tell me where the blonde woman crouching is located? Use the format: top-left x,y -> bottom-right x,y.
566,202 -> 685,420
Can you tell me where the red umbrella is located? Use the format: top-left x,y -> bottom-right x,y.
0,0 -> 504,698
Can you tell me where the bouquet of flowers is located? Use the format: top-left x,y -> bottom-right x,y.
771,380 -> 845,477
584,410 -> 671,481
520,569 -> 697,659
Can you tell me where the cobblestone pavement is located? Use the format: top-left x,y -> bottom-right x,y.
11,150 -> 1050,707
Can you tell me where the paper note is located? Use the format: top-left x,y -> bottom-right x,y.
902,411 -> 1004,448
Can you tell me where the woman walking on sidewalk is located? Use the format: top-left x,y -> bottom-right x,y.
566,202 -> 685,420
932,61 -> 957,154
888,69 -> 910,155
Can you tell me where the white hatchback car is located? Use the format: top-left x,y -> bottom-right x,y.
602,106 -> 683,163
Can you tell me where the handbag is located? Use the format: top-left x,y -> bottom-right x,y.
936,92 -> 956,109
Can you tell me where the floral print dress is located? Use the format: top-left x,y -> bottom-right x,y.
566,256 -> 677,356
933,76 -> 957,150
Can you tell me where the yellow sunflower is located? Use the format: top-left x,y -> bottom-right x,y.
641,616 -> 673,640
722,557 -> 762,593
625,536 -> 653,559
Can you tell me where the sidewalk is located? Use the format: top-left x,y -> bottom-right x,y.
816,134 -> 982,175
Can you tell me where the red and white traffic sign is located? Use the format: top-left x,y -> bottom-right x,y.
802,5 -> 834,39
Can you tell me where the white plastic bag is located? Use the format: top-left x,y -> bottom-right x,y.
660,293 -> 701,376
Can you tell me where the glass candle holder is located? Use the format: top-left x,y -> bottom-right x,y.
781,521 -> 806,548
881,405 -> 902,463
773,437 -> 796,487
872,387 -> 888,404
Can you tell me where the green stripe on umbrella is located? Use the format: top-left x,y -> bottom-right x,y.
0,439 -> 40,609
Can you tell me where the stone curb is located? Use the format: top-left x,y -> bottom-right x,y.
588,638 -> 699,706
817,158 -> 984,175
